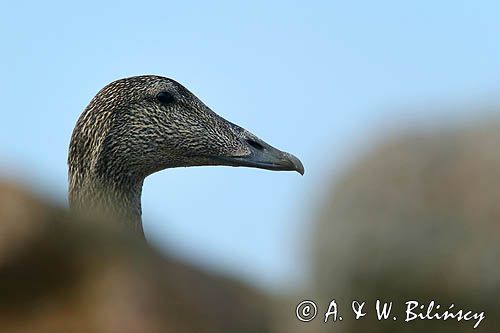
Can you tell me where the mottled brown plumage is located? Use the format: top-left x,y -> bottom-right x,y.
69,75 -> 303,237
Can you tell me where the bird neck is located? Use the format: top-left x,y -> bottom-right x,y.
68,170 -> 145,237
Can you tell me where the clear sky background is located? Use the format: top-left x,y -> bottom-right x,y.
1,1 -> 500,292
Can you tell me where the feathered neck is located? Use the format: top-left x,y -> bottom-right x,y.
68,99 -> 146,238
68,169 -> 145,237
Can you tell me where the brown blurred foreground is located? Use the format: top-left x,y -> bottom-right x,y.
0,182 -> 273,333
309,121 -> 500,332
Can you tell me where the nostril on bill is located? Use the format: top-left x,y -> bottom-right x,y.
246,139 -> 265,151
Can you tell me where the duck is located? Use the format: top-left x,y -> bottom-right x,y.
68,75 -> 303,237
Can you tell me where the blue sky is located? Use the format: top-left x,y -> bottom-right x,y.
1,1 -> 500,291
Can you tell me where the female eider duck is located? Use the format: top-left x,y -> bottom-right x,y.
68,75 -> 303,237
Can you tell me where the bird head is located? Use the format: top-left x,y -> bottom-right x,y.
69,75 -> 304,181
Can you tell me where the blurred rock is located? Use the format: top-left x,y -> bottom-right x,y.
0,181 -> 274,333
310,122 -> 500,332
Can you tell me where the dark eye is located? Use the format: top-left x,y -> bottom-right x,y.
156,91 -> 176,105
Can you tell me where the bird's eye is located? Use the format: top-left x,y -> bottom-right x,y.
156,91 -> 176,105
